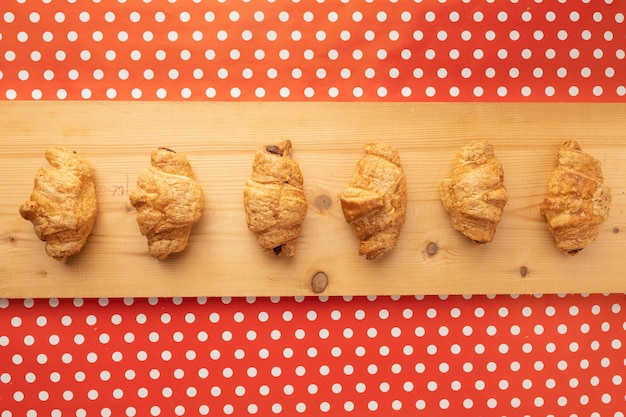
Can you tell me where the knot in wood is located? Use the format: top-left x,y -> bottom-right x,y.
426,242 -> 439,256
314,194 -> 332,211
311,271 -> 329,293
519,266 -> 528,277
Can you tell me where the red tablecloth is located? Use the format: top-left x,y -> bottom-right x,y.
1,2 -> 625,416
1,2 -> 624,101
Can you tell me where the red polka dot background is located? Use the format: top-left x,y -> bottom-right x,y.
1,295 -> 625,416
0,1 -> 625,101
1,1 -> 625,416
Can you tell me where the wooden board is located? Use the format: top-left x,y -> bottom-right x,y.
1,102 -> 625,298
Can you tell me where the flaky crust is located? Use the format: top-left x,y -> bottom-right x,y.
243,140 -> 308,258
129,148 -> 204,260
540,140 -> 611,255
340,142 -> 407,260
440,141 -> 508,243
19,147 -> 97,262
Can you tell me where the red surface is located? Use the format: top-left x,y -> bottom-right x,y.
1,295 -> 625,416
1,2 -> 625,101
1,1 -> 625,416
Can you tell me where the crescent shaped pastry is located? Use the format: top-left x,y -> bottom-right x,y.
540,140 -> 611,255
19,147 -> 97,262
339,142 -> 407,260
243,140 -> 308,258
129,148 -> 204,260
440,141 -> 508,244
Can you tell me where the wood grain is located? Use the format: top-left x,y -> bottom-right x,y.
1,102 -> 625,298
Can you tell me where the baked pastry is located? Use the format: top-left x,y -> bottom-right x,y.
129,148 -> 204,260
339,142 -> 407,260
19,147 -> 97,262
440,141 -> 508,243
540,140 -> 611,255
243,140 -> 308,258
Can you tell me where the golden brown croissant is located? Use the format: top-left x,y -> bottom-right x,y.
129,148 -> 204,260
339,142 -> 407,260
19,147 -> 97,262
243,140 -> 308,258
440,141 -> 508,243
540,140 -> 611,255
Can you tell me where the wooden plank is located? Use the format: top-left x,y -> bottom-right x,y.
1,102 -> 625,298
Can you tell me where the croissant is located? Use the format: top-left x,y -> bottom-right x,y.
339,142 -> 407,260
129,148 -> 204,260
243,140 -> 308,258
440,141 -> 508,244
540,140 -> 611,255
19,147 -> 97,262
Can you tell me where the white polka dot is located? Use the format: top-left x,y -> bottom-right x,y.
555,30 -> 569,43
475,343 -> 486,354
534,360 -> 545,371
481,30 -> 496,42
509,361 -> 522,372
416,400 -> 426,410
462,325 -> 473,336
88,66 -> 104,80
16,31 -> 30,43
543,10 -> 556,22
544,48 -> 556,60
167,30 -> 178,42
591,339 -> 602,350
461,30 -> 471,41
350,10 -> 363,22
350,31 -> 362,44
256,86 -> 266,97
3,50 -> 17,62
557,360 -> 568,371
602,67 -> 615,78
426,380 -> 438,392
278,49 -> 289,60
67,30 -> 81,43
